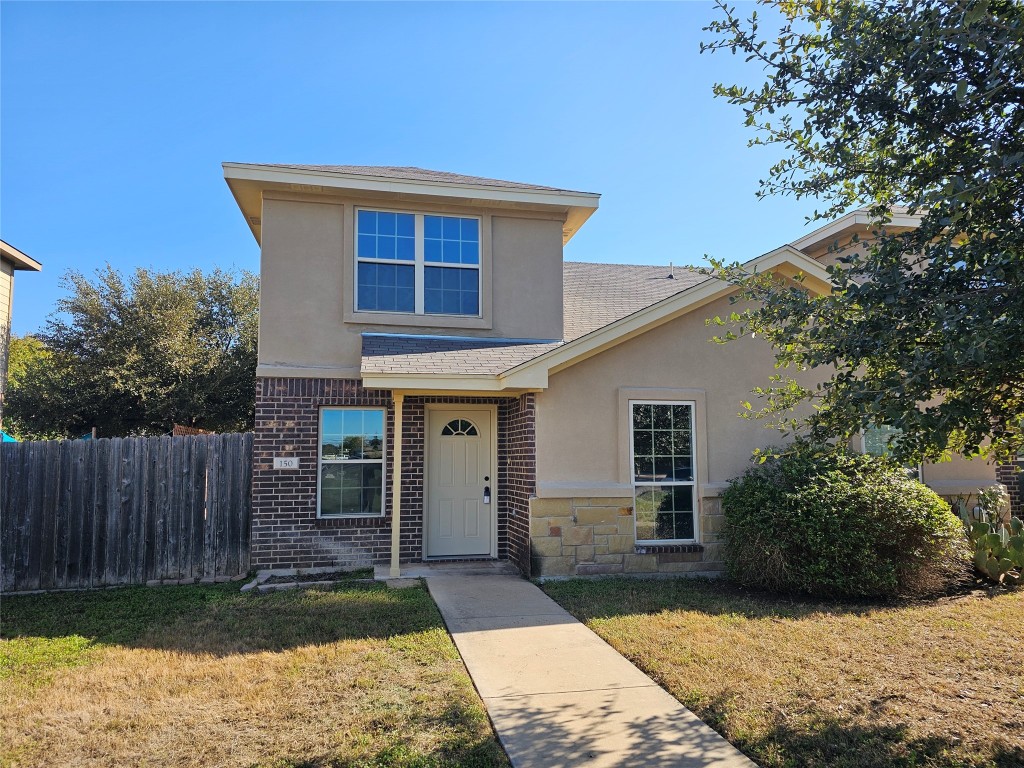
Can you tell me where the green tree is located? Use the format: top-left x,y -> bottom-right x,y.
6,335 -> 51,388
702,0 -> 1024,463
5,266 -> 258,438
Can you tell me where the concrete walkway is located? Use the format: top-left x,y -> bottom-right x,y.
426,574 -> 755,768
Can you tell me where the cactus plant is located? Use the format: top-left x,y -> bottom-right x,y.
958,485 -> 1024,584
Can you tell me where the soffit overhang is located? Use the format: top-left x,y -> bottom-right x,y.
223,162 -> 600,246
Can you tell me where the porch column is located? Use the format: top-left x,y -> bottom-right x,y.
389,392 -> 405,578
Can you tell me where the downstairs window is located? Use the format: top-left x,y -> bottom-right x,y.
318,408 -> 385,517
630,401 -> 697,543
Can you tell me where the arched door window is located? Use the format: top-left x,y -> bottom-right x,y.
441,419 -> 478,436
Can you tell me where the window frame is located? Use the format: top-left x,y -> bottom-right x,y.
353,206 -> 482,318
316,406 -> 387,519
629,399 -> 698,545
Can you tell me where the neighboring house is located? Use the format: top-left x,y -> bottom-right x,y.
0,240 -> 42,427
224,163 -> 997,578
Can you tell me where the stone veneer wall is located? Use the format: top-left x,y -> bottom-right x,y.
253,377 -> 534,572
529,495 -> 726,578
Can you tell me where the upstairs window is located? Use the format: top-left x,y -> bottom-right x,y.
356,209 -> 480,316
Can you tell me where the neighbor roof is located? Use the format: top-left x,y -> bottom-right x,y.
244,164 -> 587,194
0,239 -> 42,271
360,262 -> 705,377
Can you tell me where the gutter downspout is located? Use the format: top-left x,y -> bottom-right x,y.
389,392 -> 404,578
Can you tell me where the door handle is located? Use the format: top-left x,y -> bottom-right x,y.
483,485 -> 491,504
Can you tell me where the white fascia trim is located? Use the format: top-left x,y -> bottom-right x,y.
0,239 -> 42,271
504,247 -> 833,380
222,163 -> 600,213
790,210 -> 923,253
360,367 -> 548,392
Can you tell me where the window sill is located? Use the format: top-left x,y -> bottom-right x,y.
345,308 -> 491,330
315,516 -> 388,528
634,543 -> 704,555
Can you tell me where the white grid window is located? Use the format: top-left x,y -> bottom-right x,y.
630,401 -> 697,543
318,407 -> 385,517
355,208 -> 481,317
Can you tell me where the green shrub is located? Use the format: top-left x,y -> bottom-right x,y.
722,441 -> 968,598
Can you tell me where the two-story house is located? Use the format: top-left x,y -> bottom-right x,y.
224,163 -> 996,579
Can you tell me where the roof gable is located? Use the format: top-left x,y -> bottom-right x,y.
359,247 -> 832,391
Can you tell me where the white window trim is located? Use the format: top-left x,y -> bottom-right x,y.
354,206 -> 482,318
629,399 -> 698,545
317,406 -> 387,519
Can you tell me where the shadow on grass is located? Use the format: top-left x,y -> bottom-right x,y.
727,709 -> 1024,768
541,575 -> 996,623
0,581 -> 445,654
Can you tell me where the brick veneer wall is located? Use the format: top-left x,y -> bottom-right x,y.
253,377 -> 535,572
997,462 -> 1023,515
253,378 -> 399,570
499,394 -> 536,576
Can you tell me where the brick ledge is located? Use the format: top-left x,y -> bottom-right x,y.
634,544 -> 704,555
314,516 -> 390,529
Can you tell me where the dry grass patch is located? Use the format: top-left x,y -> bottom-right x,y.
0,581 -> 507,768
543,578 -> 1024,768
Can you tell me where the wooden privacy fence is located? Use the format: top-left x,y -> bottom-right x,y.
1,432 -> 253,593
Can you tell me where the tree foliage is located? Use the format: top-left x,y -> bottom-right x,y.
703,0 -> 1024,463
5,266 -> 258,439
6,335 -> 51,389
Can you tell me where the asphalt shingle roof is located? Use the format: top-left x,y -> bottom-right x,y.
244,164 -> 588,194
361,337 -> 562,375
563,262 -> 705,341
360,262 -> 708,377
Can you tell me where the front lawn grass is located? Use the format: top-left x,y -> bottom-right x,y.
543,577 -> 1023,768
0,581 -> 508,768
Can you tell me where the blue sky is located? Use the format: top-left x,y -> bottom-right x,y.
2,1 -> 817,336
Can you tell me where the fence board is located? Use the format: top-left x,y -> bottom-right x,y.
0,433 -> 253,592
203,436 -> 220,581
239,433 -> 253,573
91,438 -> 108,589
0,444 -> 18,591
38,441 -> 61,591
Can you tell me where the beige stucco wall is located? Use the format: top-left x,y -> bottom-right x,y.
257,195 -> 564,373
535,292 -> 997,499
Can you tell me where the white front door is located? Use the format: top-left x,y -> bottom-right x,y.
425,408 -> 494,558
